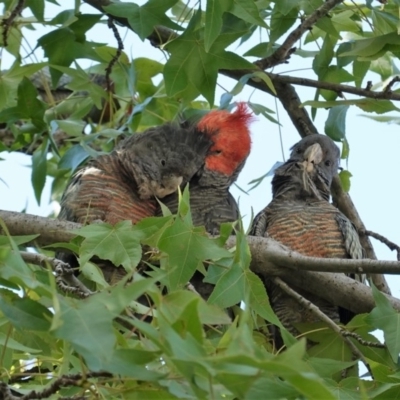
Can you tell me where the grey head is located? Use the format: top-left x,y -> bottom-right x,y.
116,123 -> 212,199
272,134 -> 340,200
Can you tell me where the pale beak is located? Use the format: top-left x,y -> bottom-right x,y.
302,143 -> 323,173
155,175 -> 183,198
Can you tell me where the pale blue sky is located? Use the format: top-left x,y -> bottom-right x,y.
1,1 -> 399,297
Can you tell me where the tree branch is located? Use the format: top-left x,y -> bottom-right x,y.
1,210 -> 400,315
255,0 -> 345,69
269,73 -> 400,101
0,371 -> 112,400
19,251 -> 93,297
272,276 -> 373,378
364,230 -> 400,261
0,210 -> 78,246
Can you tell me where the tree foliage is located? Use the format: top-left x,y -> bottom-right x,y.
0,0 -> 400,398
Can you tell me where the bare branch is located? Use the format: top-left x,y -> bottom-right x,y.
83,0 -> 400,107
365,230 -> 400,261
226,235 -> 400,314
255,0 -> 345,69
1,210 -> 400,315
0,371 -> 112,400
384,76 -> 400,93
1,0 -> 25,47
0,127 -> 71,155
0,210 -> 79,247
272,276 -> 373,378
105,17 -> 124,92
19,251 -> 94,297
269,73 -> 400,102
341,331 -> 385,349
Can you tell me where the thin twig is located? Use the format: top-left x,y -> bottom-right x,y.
19,251 -> 94,298
272,277 -> 374,378
0,371 -> 113,400
269,73 -> 400,101
255,0 -> 345,69
1,0 -> 25,47
364,230 -> 400,261
184,282 -> 200,295
384,76 -> 400,93
341,331 -> 385,348
105,17 -> 124,92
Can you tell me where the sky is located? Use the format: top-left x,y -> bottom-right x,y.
0,1 -> 399,296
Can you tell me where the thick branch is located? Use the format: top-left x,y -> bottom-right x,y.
255,0 -> 345,69
1,210 -> 400,315
0,210 -> 78,246
225,235 -> 400,314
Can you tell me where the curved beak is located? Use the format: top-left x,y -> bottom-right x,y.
302,143 -> 323,173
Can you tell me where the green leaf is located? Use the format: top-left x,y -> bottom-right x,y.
229,0 -> 268,28
59,144 -> 89,171
0,76 -> 47,130
164,10 -> 253,105
31,138 -> 49,205
339,32 -> 400,60
274,0 -> 299,15
53,277 -> 157,370
315,16 -> 340,39
0,292 -> 52,331
336,42 -> 355,68
105,0 -> 182,41
73,221 -> 143,272
208,258 -> 245,307
157,217 -> 231,290
204,0 -> 231,52
270,7 -> 297,43
339,170 -> 352,192
307,357 -> 357,379
249,102 -> 280,124
359,114 -> 400,125
331,10 -> 360,33
53,119 -> 86,137
106,349 -> 162,379
162,290 -> 230,328
313,35 -> 335,79
0,235 -> 39,247
325,105 -> 349,142
366,285 -> 400,362
370,53 -> 399,81
341,138 -> 350,160
353,59 -> 370,88
319,66 -> 354,101
0,332 -> 41,353
161,293 -> 204,343
371,10 -> 398,35
244,42 -> 279,58
38,29 -> 100,84
0,232 -> 46,291
251,71 -> 276,95
27,0 -> 45,21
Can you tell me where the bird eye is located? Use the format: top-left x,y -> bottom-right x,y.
161,159 -> 166,166
296,148 -> 302,154
215,150 -> 222,155
325,160 -> 332,167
